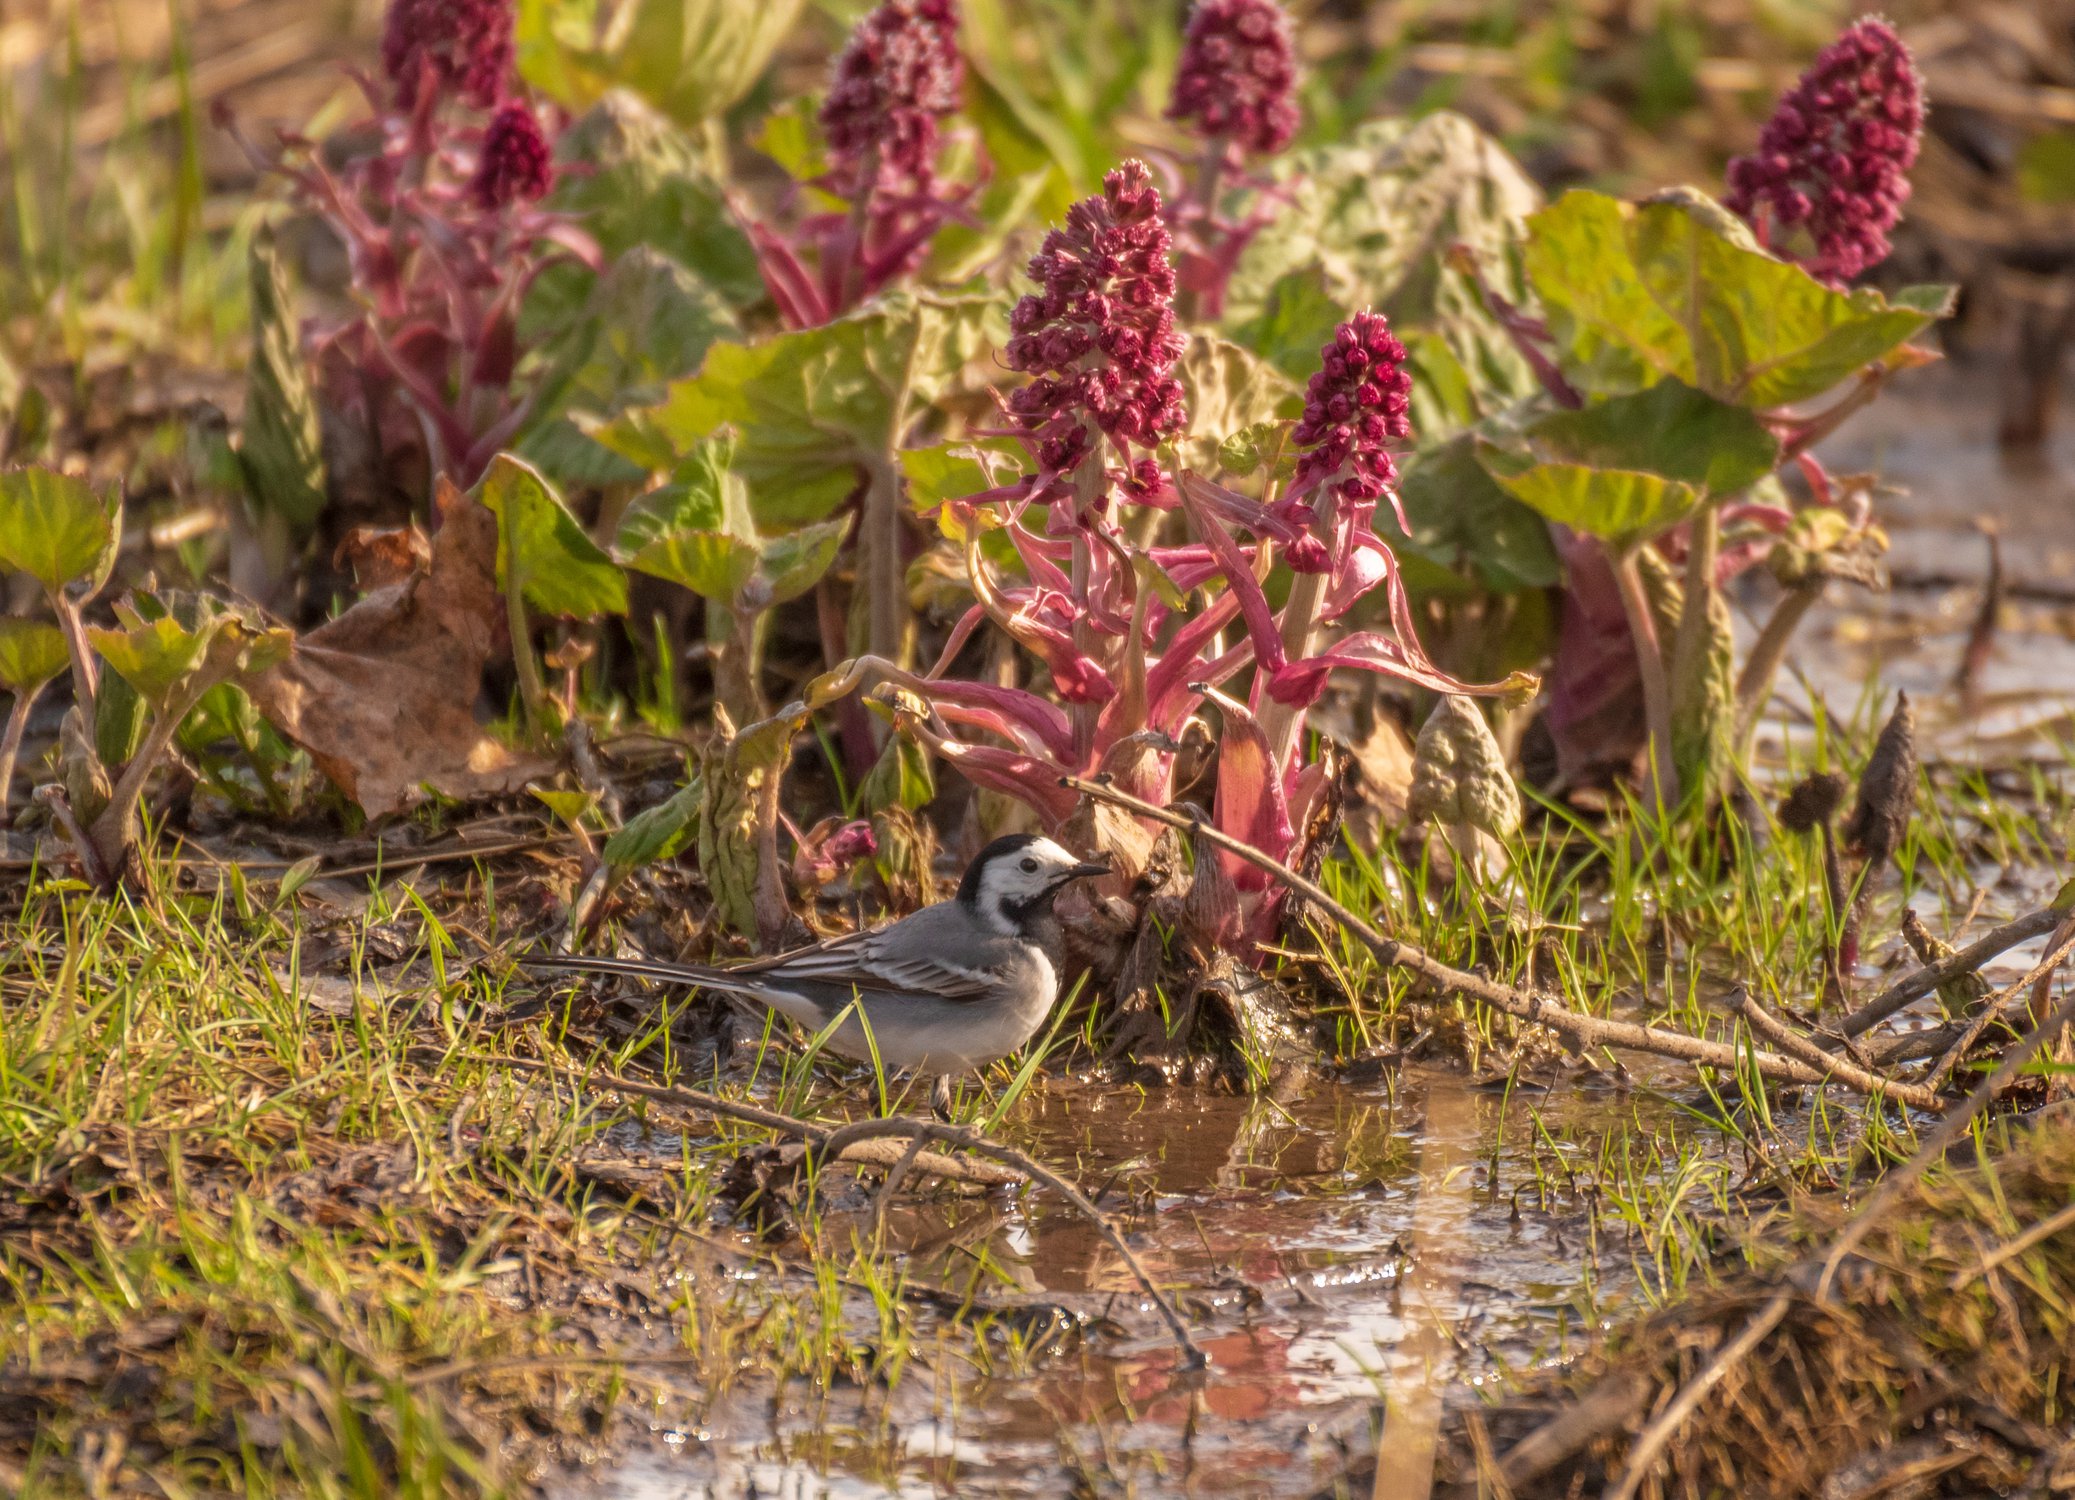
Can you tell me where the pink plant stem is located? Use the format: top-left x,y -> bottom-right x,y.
49,592 -> 100,715
1776,366 -> 1888,462
826,150 -> 881,314
1066,458 -> 1107,766
1257,489 -> 1338,771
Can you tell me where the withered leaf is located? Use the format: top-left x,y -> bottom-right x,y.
249,480 -> 551,816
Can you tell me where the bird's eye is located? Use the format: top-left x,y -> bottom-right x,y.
1020,857 -> 1038,873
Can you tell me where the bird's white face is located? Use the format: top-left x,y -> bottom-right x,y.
970,836 -> 1102,935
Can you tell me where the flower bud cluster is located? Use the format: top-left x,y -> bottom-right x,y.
1167,0 -> 1300,158
1724,17 -> 1923,285
381,0 -> 514,111
820,0 -> 964,197
1290,311 -> 1411,508
471,101 -> 554,209
1004,162 -> 1188,475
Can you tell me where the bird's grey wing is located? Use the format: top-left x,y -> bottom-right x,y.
757,906 -> 1026,1006
517,909 -> 1016,1006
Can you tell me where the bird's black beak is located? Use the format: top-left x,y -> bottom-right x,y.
1064,860 -> 1110,883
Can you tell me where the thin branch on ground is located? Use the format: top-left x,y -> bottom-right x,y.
412,1048 -> 1208,1366
1836,905 -> 2068,1038
1949,1198 -> 2075,1292
1060,774 -> 1935,1106
408,1047 -> 1022,1188
1920,925 -> 2075,1091
1735,991 -> 1943,1111
811,1115 -> 1209,1370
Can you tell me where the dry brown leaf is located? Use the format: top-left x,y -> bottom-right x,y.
249,480 -> 551,816
332,523 -> 431,592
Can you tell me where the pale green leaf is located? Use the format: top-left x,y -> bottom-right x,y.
1526,378 -> 1779,494
599,294 -> 1004,526
1175,334 -> 1301,478
604,779 -> 702,870
1525,188 -> 1953,407
0,467 -> 121,596
0,617 -> 69,694
1480,447 -> 1703,548
516,0 -> 802,127
1392,436 -> 1560,591
548,91 -> 763,307
758,515 -> 850,605
1226,113 -> 1546,436
477,454 -> 629,619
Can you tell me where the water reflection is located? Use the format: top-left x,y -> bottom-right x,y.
597,1069 -> 1752,1497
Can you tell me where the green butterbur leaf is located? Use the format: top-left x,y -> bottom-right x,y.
600,294 -> 1004,526
516,0 -> 802,127
88,593 -> 292,712
614,435 -> 849,607
549,92 -> 763,308
1479,446 -> 1703,549
0,618 -> 69,694
758,519 -> 850,606
1229,266 -> 1344,382
1525,188 -> 1953,407
858,729 -> 934,814
1393,437 -> 1560,592
1527,379 -> 1779,494
1227,114 -> 1546,435
604,779 -> 703,871
0,466 -> 121,596
898,438 -> 1022,512
477,454 -> 629,619
1175,334 -> 1301,478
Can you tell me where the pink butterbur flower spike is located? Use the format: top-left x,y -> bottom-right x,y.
227,0 -> 596,490
743,0 -> 969,326
1004,160 -> 1189,510
381,0 -> 514,110
1725,17 -> 1924,286
1164,0 -> 1299,318
472,101 -> 554,210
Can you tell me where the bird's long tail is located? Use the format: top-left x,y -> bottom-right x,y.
513,952 -> 730,990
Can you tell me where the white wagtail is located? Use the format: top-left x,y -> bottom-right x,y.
520,834 -> 1108,1114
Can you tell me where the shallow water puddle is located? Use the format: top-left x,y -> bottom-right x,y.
590,1069 -> 1774,1496
1762,366 -> 2075,761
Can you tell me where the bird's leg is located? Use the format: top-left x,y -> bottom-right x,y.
930,1074 -> 954,1123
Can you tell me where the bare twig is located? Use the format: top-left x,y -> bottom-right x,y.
1733,577 -> 1825,752
1736,991 -> 1941,1111
812,1116 -> 1209,1370
1837,906 -> 2067,1039
1060,775 -> 1928,1104
1952,522 -> 2003,703
410,1048 -> 1022,1188
1600,1292 -> 1793,1500
1922,925 -> 2075,1091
